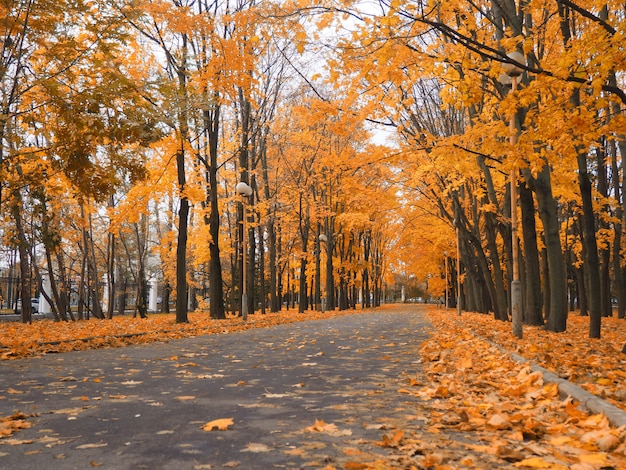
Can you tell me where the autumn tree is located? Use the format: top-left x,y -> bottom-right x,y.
315,0 -> 625,339
0,0 -> 156,322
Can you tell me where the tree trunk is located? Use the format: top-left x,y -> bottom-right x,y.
135,276 -> 148,319
257,221 -> 266,314
577,146 -> 602,337
298,257 -> 308,313
106,194 -> 116,319
134,220 -> 148,319
40,203 -> 68,321
246,211 -> 255,316
595,146 -> 611,317
161,281 -> 171,313
557,1 -> 599,336
12,195 -> 32,324
612,137 -> 626,319
526,166 -> 567,332
84,207 -> 104,320
363,233 -> 371,309
519,180 -> 543,325
325,227 -> 335,311
314,223 -> 322,310
207,108 -> 226,319
298,195 -> 310,313
576,266 -> 588,316
175,173 -> 189,323
174,40 -> 190,324
117,278 -> 127,316
456,203 -> 501,318
106,231 -> 116,319
477,156 -> 508,319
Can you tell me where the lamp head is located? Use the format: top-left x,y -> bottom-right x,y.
236,182 -> 253,196
502,51 -> 525,77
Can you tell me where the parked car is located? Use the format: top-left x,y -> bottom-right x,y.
14,298 -> 40,313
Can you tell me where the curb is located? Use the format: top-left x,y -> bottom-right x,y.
508,350 -> 626,428
485,339 -> 626,428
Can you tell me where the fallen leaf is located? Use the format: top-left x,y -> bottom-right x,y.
580,430 -> 620,451
222,460 -> 241,467
344,463 -> 369,470
378,429 -> 404,448
514,457 -> 553,468
284,448 -> 308,456
3,438 -> 34,445
241,443 -> 271,452
487,414 -> 511,430
76,442 -> 108,449
305,419 -> 352,437
202,418 -> 234,431
263,392 -> 291,398
578,452 -> 608,464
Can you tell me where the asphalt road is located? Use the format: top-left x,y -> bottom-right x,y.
0,306 -> 431,469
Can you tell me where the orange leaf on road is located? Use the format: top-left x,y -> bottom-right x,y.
202,418 -> 234,431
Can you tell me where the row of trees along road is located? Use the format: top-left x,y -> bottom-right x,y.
0,0 -> 624,341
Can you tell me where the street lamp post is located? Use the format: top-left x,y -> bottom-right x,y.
236,181 -> 253,321
500,51 -> 525,339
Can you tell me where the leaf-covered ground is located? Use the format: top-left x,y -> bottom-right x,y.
429,308 -> 626,413
413,307 -> 626,469
0,309 -> 356,360
1,306 -> 625,469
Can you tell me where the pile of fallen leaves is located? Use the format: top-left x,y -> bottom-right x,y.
409,307 -> 626,469
0,309 -> 361,360
428,308 -> 626,412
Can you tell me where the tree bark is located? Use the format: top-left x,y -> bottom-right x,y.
204,101 -> 226,319
524,166 -> 568,332
174,45 -> 190,324
298,195 -> 310,313
12,193 -> 32,324
477,156 -> 508,319
519,181 -> 543,325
